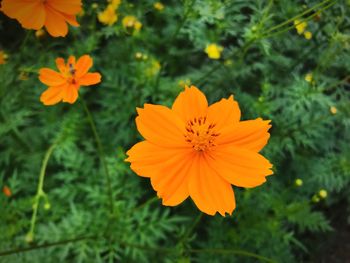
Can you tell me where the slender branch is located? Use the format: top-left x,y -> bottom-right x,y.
262,0 -> 332,36
122,242 -> 276,263
170,0 -> 196,41
81,98 -> 114,215
260,0 -> 337,39
27,143 -> 56,242
188,248 -> 277,263
0,235 -> 97,257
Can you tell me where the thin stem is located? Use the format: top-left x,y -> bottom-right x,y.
262,0 -> 332,36
170,0 -> 196,41
121,242 -> 276,263
81,98 -> 114,215
178,212 -> 203,245
188,248 -> 277,263
134,196 -> 159,212
261,1 -> 337,39
0,235 -> 97,257
27,143 -> 56,241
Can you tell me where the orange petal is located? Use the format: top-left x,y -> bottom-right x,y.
55,57 -> 66,73
67,56 -> 76,66
209,145 -> 273,188
172,85 -> 208,122
151,151 -> 194,206
75,55 -> 93,78
62,84 -> 79,104
135,104 -> 188,148
79,73 -> 101,86
44,5 -> 68,37
188,154 -> 236,216
206,95 -> 241,130
61,13 -> 79,27
39,68 -> 66,86
217,118 -> 272,152
40,84 -> 66,105
127,141 -> 193,205
46,0 -> 82,15
1,1 -> 46,30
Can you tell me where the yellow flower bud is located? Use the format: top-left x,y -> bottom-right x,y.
305,73 -> 313,83
154,2 -> 165,11
135,52 -> 143,59
312,195 -> 320,203
304,31 -> 312,40
318,189 -> 327,199
330,106 -> 337,114
295,179 -> 303,187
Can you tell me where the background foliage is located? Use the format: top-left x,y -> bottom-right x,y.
1,0 -> 350,262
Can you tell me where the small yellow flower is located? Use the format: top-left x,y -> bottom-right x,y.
154,2 -> 165,11
0,51 -> 8,65
318,189 -> 327,199
330,106 -> 337,114
305,73 -> 313,83
122,16 -> 142,33
294,19 -> 307,35
304,31 -> 312,40
295,179 -> 303,187
91,3 -> 98,9
35,28 -> 46,38
205,44 -> 223,60
98,5 -> 118,26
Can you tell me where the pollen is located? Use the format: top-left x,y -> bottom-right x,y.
184,117 -> 219,151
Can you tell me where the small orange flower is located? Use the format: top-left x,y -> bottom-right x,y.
1,0 -> 82,37
39,55 -> 101,106
3,186 -> 12,197
126,86 -> 273,216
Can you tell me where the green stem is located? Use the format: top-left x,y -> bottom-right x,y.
262,0 -> 332,36
0,235 -> 97,257
261,0 -> 337,39
170,0 -> 196,41
188,248 -> 276,263
81,98 -> 114,215
121,242 -> 276,263
27,143 -> 56,242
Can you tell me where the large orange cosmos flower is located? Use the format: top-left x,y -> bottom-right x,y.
1,0 -> 82,37
39,55 -> 101,105
126,86 -> 273,216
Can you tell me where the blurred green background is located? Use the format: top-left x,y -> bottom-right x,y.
1,0 -> 350,262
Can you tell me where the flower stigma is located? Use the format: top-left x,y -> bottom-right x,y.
184,117 -> 220,151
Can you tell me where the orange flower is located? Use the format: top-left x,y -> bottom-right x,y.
1,0 -> 82,37
3,186 -> 12,197
39,55 -> 101,105
126,86 -> 273,216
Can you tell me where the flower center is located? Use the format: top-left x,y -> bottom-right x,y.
66,63 -> 77,84
184,117 -> 219,152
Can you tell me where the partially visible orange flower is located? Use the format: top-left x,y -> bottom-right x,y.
0,50 -> 8,65
3,186 -> 12,197
126,86 -> 273,216
1,0 -> 82,37
39,55 -> 101,106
